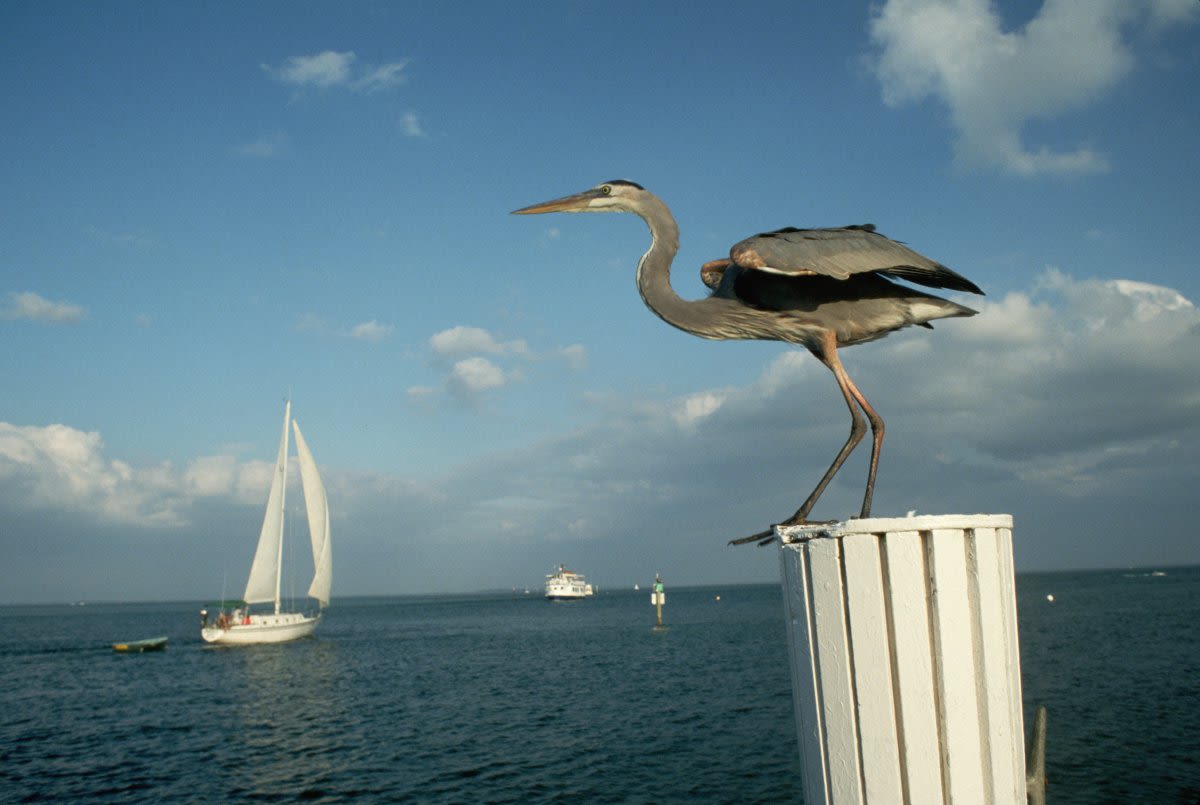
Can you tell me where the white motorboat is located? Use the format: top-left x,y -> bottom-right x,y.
545,565 -> 593,600
201,401 -> 332,645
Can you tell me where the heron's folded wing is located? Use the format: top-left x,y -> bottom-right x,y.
730,226 -> 982,294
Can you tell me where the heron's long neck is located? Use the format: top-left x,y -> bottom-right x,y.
633,197 -> 698,335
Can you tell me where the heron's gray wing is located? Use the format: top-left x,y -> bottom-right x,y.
730,225 -> 982,295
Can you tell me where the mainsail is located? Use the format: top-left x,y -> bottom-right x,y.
243,401 -> 291,606
293,420 -> 331,608
239,402 -> 332,611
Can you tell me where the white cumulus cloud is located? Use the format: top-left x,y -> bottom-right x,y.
869,0 -> 1199,176
674,392 -> 725,429
451,357 -> 510,394
430,326 -> 530,358
0,423 -> 182,526
182,454 -> 276,505
422,326 -> 584,402
0,423 -> 302,529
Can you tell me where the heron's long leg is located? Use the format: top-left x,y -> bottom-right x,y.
772,335 -> 868,527
811,335 -> 888,520
731,338 -> 864,547
853,374 -> 885,519
730,336 -> 885,546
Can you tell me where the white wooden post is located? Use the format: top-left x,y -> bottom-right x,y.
778,514 -> 1025,804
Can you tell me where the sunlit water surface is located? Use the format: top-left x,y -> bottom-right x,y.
2,570 -> 1198,803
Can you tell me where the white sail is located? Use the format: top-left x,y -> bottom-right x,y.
292,419 -> 332,608
242,401 -> 290,606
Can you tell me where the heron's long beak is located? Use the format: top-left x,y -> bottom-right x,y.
511,189 -> 600,215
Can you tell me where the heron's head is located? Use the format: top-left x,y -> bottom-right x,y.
512,180 -> 646,216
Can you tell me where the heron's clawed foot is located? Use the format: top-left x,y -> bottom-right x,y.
779,516 -> 836,528
728,515 -> 840,547
729,528 -> 776,547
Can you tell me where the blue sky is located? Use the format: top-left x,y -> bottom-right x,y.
2,0 -> 1198,604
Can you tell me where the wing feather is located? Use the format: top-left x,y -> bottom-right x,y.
728,225 -> 982,294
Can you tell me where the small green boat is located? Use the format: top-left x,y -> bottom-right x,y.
112,636 -> 168,653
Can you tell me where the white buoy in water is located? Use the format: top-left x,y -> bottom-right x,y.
1046,594 -> 1054,602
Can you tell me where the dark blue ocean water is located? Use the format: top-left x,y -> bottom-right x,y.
1,570 -> 1197,803
1016,566 -> 1200,804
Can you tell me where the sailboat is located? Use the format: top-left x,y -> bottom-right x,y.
201,401 -> 332,645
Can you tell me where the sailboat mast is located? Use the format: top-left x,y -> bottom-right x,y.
274,400 -> 291,615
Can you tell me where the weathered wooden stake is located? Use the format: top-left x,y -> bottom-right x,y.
777,514 -> 1026,804
1026,706 -> 1047,805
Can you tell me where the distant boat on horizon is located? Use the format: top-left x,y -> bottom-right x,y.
201,401 -> 331,645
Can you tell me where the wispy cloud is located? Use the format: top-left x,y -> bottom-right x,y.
263,50 -> 409,94
355,61 -> 409,93
557,344 -> 588,371
84,225 -> 154,249
869,0 -> 1200,176
400,111 -> 426,138
3,291 -> 85,324
295,312 -> 330,334
267,50 -> 354,88
294,313 -> 396,343
407,385 -> 437,402
236,131 -> 289,158
348,319 -> 395,343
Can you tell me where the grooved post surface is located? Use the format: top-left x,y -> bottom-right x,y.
777,514 -> 1025,805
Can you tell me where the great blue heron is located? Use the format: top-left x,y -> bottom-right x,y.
513,180 -> 983,544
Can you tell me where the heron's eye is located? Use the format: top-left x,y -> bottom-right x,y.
600,185 -> 612,195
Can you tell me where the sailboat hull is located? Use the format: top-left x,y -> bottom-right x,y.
201,612 -> 321,645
